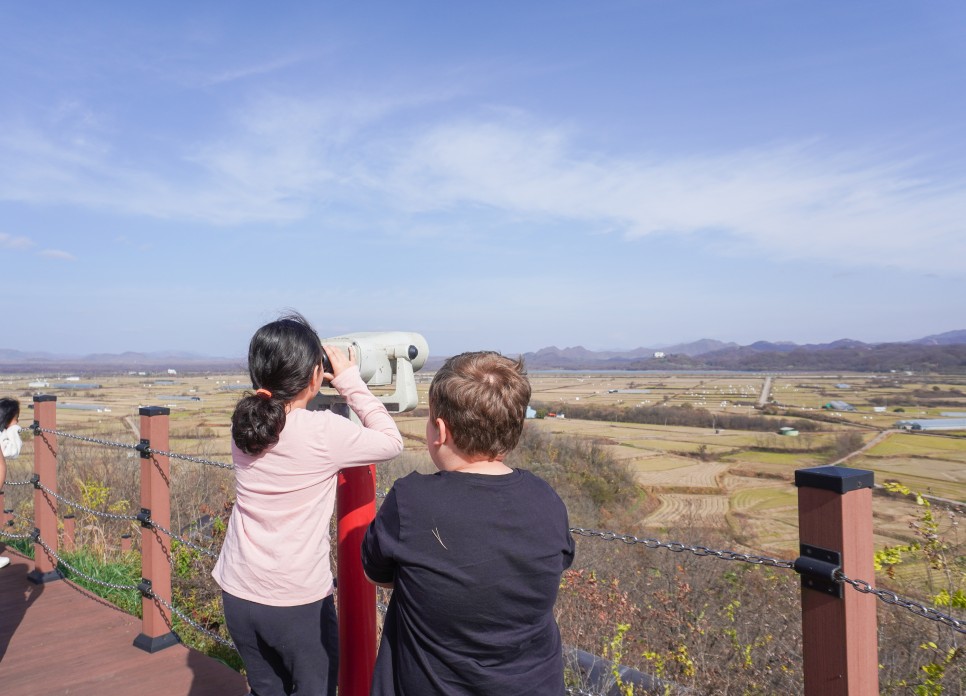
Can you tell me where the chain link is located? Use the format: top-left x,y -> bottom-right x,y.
151,593 -> 237,649
565,688 -> 603,696
34,534 -> 143,591
836,571 -> 966,634
3,478 -> 36,487
569,527 -> 796,569
149,520 -> 219,559
31,425 -> 141,451
30,425 -> 233,469
0,528 -> 35,540
34,480 -> 140,522
145,449 -> 234,470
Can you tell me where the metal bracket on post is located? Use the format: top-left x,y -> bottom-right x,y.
794,543 -> 843,598
136,439 -> 151,459
136,508 -> 152,528
137,577 -> 153,598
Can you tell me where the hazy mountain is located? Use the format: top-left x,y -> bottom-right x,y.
911,330 -> 966,346
3,330 -> 966,373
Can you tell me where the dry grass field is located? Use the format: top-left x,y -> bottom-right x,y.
2,368 -> 963,565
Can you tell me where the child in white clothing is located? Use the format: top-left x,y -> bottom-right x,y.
0,398 -> 19,570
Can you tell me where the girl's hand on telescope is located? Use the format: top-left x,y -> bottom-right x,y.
322,344 -> 357,381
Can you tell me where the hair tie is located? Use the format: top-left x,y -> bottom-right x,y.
255,388 -> 273,399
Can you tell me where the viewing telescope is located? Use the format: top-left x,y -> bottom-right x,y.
309,331 -> 429,415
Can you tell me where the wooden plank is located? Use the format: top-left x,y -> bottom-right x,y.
0,549 -> 248,696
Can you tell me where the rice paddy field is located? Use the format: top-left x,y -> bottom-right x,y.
2,368 -> 964,567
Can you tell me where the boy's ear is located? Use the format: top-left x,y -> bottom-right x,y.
434,418 -> 450,446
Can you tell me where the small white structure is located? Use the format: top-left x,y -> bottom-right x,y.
653,351 -> 666,359
28,380 -> 49,388
167,369 -> 178,375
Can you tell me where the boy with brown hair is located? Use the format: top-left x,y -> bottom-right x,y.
362,351 -> 575,695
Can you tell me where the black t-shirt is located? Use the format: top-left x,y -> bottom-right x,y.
362,468 -> 576,695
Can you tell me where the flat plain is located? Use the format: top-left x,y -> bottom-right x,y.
2,369 -> 964,566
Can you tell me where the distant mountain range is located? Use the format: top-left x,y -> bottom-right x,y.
2,330 -> 966,374
520,330 -> 966,373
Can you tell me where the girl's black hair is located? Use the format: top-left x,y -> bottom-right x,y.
0,397 -> 20,431
231,312 -> 324,456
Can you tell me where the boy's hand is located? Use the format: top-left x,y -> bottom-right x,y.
322,344 -> 357,382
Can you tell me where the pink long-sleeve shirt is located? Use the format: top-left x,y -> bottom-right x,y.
212,366 -> 404,606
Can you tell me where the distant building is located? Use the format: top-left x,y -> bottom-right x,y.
778,426 -> 799,436
526,406 -> 537,419
895,418 -> 966,432
823,400 -> 856,412
653,351 -> 666,359
835,383 -> 850,389
873,406 -> 887,413
28,380 -> 49,388
167,369 -> 177,375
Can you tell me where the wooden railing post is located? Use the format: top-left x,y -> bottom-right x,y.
133,406 -> 178,653
795,466 -> 878,696
29,395 -> 60,584
63,514 -> 76,553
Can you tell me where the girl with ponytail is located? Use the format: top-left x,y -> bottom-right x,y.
213,312 -> 403,696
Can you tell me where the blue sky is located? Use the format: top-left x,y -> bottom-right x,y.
2,1 -> 965,358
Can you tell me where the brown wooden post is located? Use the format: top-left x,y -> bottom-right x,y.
120,533 -> 132,553
0,491 -> 7,527
133,406 -> 178,653
29,395 -> 61,584
62,514 -> 76,553
795,466 -> 878,696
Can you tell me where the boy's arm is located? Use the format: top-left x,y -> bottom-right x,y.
361,487 -> 401,589
363,569 -> 394,590
0,449 -> 6,492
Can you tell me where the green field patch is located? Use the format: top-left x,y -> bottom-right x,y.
730,487 -> 796,512
864,432 -> 966,458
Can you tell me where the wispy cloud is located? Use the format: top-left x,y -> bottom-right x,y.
0,233 -> 34,250
1,99 -> 963,273
377,119 -> 966,273
39,249 -> 76,261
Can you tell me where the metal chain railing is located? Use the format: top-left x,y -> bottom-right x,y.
836,571 -> 966,635
28,424 -> 233,470
151,593 -> 237,649
30,424 -> 141,452
34,533 -> 142,592
148,519 -> 219,559
33,479 -> 141,522
569,527 -> 796,569
31,529 -> 236,649
3,477 -> 36,487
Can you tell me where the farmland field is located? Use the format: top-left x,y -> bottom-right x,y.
2,368 -> 963,566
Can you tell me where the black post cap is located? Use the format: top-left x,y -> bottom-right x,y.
795,466 -> 874,494
138,406 -> 171,417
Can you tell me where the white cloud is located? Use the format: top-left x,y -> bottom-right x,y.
1,99 -> 963,273
377,120 -> 966,273
40,249 -> 76,261
0,233 -> 33,250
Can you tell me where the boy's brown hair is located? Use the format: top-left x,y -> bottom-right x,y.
429,351 -> 531,459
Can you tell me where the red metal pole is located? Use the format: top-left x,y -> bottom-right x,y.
796,466 -> 879,696
134,406 -> 178,653
29,395 -> 60,584
337,464 -> 378,696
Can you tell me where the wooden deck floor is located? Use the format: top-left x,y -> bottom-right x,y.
0,547 -> 249,696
